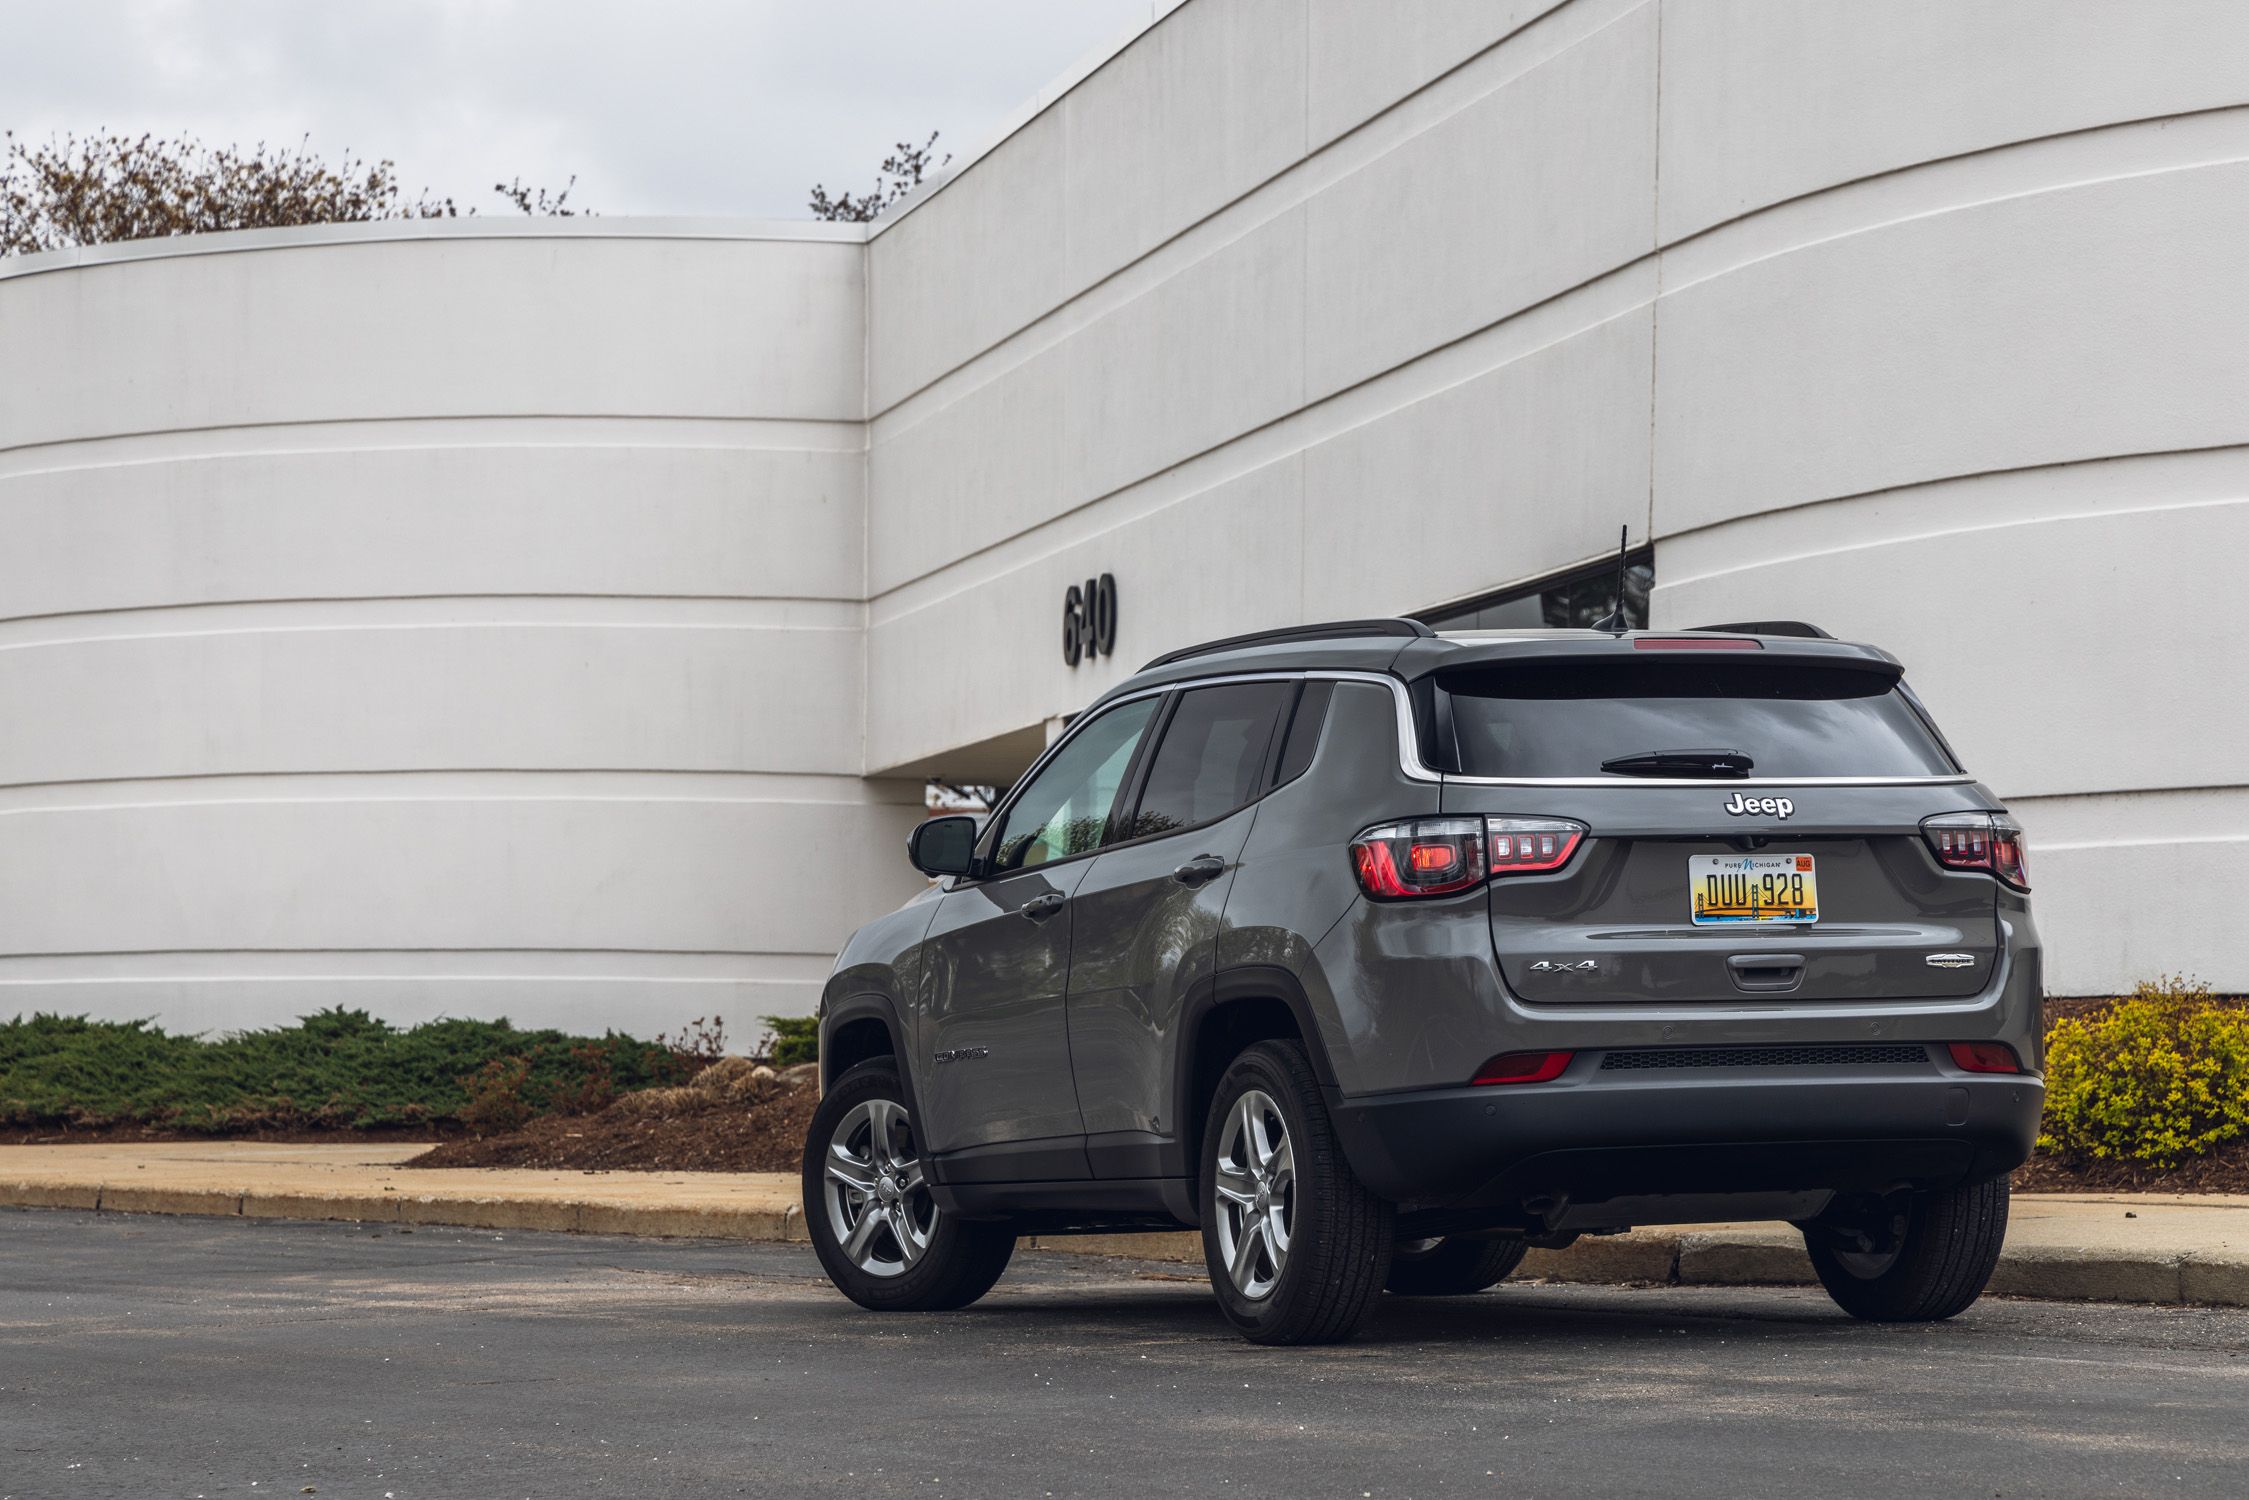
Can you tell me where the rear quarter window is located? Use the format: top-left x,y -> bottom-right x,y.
1433,659 -> 1959,779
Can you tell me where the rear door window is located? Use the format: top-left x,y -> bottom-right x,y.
1118,682 -> 1294,839
1436,660 -> 1958,779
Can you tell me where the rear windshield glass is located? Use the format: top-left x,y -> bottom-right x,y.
1436,660 -> 1958,779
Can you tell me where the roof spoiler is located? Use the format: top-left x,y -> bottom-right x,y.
1687,620 -> 1834,640
1142,617 -> 1433,670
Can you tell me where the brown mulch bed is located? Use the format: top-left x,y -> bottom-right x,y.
2012,1141 -> 2249,1196
403,1056 -> 820,1174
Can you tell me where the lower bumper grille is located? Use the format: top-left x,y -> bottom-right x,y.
1599,1043 -> 1931,1071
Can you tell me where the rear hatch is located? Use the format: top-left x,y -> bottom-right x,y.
1424,647 -> 1999,1005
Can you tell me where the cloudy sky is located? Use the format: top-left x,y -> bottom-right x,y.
1,0 -> 1158,219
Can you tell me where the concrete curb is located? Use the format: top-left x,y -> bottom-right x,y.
2,1177 -> 810,1244
6,1173 -> 2242,1310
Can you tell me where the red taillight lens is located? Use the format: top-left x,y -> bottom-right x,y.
1947,1041 -> 2022,1075
1487,818 -> 1583,874
1922,812 -> 2030,890
1349,816 -> 1585,899
1472,1050 -> 1575,1085
1349,817 -> 1486,898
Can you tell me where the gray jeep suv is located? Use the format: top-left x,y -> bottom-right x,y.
803,619 -> 2043,1344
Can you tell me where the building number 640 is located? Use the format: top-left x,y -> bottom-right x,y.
1063,574 -> 1118,667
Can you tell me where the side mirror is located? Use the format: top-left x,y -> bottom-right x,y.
907,815 -> 980,878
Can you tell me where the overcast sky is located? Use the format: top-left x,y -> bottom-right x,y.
1,0 -> 1158,220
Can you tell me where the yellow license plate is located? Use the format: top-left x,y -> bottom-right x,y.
1690,853 -> 1819,925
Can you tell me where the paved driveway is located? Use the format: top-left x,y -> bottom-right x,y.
5,1207 -> 2246,1498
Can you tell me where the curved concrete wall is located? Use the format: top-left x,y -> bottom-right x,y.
11,1 -> 2246,1023
864,0 -> 2249,994
0,223 -> 924,1035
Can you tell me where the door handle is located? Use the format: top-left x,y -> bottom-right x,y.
1172,855 -> 1226,886
1727,952 -> 1806,993
1017,891 -> 1067,921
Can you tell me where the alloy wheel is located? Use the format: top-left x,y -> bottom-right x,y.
822,1097 -> 936,1278
1212,1089 -> 1295,1299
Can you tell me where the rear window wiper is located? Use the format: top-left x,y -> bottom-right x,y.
1599,748 -> 1755,778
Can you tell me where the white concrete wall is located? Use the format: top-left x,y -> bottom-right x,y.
863,0 -> 2249,995
0,222 -> 925,1036
13,1 -> 2246,1019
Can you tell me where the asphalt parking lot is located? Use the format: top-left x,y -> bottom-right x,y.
5,1208 -> 2247,1499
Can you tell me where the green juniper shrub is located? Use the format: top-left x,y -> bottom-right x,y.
0,1009 -> 690,1133
761,1015 -> 820,1070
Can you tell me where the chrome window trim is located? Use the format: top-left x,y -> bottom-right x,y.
981,666 -> 1973,856
1298,670 -> 1974,789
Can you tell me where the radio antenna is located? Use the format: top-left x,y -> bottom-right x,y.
1590,525 -> 1631,635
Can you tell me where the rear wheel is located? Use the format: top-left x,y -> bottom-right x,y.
802,1061 -> 1015,1311
1802,1177 -> 2009,1322
1385,1235 -> 1527,1297
1200,1040 -> 1392,1345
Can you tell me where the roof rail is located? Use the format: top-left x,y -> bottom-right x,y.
1141,617 -> 1435,671
1688,620 -> 1834,640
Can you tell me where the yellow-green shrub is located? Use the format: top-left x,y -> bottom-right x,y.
2038,976 -> 2249,1168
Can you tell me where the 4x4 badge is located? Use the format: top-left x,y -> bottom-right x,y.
1723,793 -> 1794,818
1529,959 -> 1600,974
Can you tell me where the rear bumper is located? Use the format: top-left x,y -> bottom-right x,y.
1331,1063 -> 2042,1217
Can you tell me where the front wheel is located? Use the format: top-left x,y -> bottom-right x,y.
802,1061 -> 1015,1311
1802,1177 -> 2009,1322
1201,1039 -> 1393,1345
1385,1235 -> 1527,1297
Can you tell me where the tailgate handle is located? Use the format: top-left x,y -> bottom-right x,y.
1727,953 -> 1806,993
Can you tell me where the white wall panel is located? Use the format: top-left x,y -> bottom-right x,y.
1303,1 -> 1654,399
1060,0 -> 1308,293
0,789 -> 919,959
1306,0 -> 1567,147
0,439 -> 863,622
1,227 -> 881,1033
1658,0 -> 2249,242
0,235 -> 865,446
1653,164 -> 2249,534
1302,306 -> 1652,615
0,614 -> 865,785
866,116 -> 1069,412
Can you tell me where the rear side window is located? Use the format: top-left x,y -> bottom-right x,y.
1120,682 -> 1294,839
1272,680 -> 1334,787
1436,660 -> 1958,779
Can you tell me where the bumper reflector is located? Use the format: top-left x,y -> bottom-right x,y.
1471,1050 -> 1575,1086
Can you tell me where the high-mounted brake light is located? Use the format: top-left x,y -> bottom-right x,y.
1921,812 -> 2030,890
1947,1041 -> 2022,1075
1633,637 -> 1761,650
1349,816 -> 1584,899
1472,1050 -> 1575,1085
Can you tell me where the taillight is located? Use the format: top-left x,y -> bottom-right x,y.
1349,816 -> 1584,899
1349,817 -> 1485,898
1472,1050 -> 1575,1085
1922,812 -> 2030,890
1487,817 -> 1584,874
1947,1041 -> 2022,1074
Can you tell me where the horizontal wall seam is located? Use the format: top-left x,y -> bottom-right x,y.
870,100 -> 2249,430
1654,452 -> 2249,590
0,592 -> 868,635
0,412 -> 870,468
0,217 -> 869,283
0,598 -> 868,651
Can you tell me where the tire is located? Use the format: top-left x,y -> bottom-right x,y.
1385,1235 -> 1527,1297
802,1060 -> 1015,1312
1802,1176 -> 2010,1323
1200,1039 -> 1393,1345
